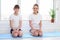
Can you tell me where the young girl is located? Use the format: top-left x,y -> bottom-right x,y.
9,5 -> 22,37
29,4 -> 42,36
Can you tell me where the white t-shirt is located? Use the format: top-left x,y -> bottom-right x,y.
10,14 -> 22,28
29,13 -> 42,29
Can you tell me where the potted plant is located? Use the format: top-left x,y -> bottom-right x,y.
49,9 -> 56,23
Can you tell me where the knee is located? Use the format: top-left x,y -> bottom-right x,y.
31,29 -> 35,33
12,33 -> 18,37
39,32 -> 42,36
33,32 -> 38,36
18,31 -> 23,36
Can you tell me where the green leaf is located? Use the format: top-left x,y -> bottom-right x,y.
49,9 -> 56,18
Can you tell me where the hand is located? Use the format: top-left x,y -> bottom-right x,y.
39,29 -> 42,32
12,27 -> 17,31
31,27 -> 36,30
13,29 -> 18,33
17,27 -> 21,30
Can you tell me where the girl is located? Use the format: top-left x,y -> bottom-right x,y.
9,5 -> 22,37
29,4 -> 42,36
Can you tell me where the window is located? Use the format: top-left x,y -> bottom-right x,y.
1,0 -> 18,20
39,0 -> 53,20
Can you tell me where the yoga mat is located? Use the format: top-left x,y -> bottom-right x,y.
0,32 -> 60,39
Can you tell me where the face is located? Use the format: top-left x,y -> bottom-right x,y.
14,8 -> 19,14
33,6 -> 39,13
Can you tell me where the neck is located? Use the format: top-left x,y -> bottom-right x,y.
14,12 -> 18,16
33,12 -> 38,15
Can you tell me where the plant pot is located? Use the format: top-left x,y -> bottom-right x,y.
51,18 -> 54,23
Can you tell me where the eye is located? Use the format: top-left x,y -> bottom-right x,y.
33,8 -> 38,9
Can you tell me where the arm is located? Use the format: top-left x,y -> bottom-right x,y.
39,20 -> 42,31
10,20 -> 14,29
29,20 -> 34,30
18,20 -> 22,29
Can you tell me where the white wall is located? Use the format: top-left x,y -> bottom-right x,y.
55,0 -> 60,22
1,0 -> 18,20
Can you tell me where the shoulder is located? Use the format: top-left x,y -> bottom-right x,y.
18,14 -> 22,18
29,14 -> 34,17
9,14 -> 14,20
38,13 -> 41,15
38,13 -> 42,20
29,14 -> 33,20
18,14 -> 22,20
10,14 -> 14,18
38,13 -> 42,17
